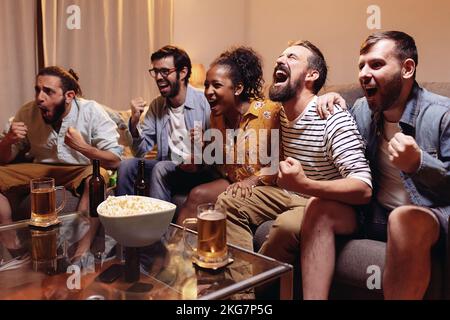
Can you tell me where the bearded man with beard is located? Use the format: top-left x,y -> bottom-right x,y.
301,31 -> 450,300
216,41 -> 372,298
0,66 -> 122,226
116,45 -> 215,205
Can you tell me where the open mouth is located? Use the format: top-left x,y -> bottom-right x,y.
157,81 -> 170,90
273,66 -> 289,84
364,87 -> 378,98
38,106 -> 50,116
208,100 -> 218,110
365,87 -> 378,98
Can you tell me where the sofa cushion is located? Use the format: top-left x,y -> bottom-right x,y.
332,238 -> 385,299
332,238 -> 444,299
253,219 -> 273,251
334,238 -> 385,288
254,221 -> 445,299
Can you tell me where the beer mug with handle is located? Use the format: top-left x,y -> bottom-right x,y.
183,203 -> 230,269
29,177 -> 66,227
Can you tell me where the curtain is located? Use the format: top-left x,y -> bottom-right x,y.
41,0 -> 173,110
0,0 -> 38,128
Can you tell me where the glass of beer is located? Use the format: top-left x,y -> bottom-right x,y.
183,203 -> 229,269
30,226 -> 58,274
29,177 -> 66,227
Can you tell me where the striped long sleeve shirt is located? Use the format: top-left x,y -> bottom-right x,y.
280,96 -> 372,188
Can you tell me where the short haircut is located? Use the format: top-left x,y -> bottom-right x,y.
289,40 -> 328,94
150,45 -> 192,85
37,66 -> 82,96
360,31 -> 418,77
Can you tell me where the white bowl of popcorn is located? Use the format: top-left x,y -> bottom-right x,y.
97,195 -> 176,247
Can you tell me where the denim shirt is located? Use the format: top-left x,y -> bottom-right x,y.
131,85 -> 211,160
350,82 -> 450,225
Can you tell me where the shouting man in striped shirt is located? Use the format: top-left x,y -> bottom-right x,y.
216,40 -> 372,289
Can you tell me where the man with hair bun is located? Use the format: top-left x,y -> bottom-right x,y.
0,66 -> 123,227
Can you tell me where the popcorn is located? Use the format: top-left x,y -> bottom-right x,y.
98,195 -> 172,217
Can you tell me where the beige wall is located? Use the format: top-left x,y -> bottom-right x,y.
174,0 -> 450,88
2,1 -> 449,127
173,0 -> 247,70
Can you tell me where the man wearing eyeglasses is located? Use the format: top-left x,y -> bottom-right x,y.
116,45 -> 215,205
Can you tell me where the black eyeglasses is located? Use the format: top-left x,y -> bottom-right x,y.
148,67 -> 177,78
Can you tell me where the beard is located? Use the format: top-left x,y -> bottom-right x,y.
41,97 -> 67,124
269,77 -> 301,102
159,72 -> 181,98
368,73 -> 403,113
269,64 -> 302,102
166,79 -> 180,98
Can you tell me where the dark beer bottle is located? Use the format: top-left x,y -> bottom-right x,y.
134,159 -> 150,196
89,159 -> 105,217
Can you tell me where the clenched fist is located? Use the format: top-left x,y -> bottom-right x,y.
388,132 -> 422,174
190,126 -> 204,149
276,157 -> 308,192
65,127 -> 88,152
4,122 -> 28,145
130,97 -> 147,128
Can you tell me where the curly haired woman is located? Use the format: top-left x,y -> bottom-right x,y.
175,47 -> 280,224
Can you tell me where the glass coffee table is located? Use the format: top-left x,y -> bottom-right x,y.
0,212 -> 293,300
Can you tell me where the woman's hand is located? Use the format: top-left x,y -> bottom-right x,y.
225,176 -> 259,199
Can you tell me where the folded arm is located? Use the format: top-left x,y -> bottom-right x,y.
277,157 -> 372,205
64,127 -> 121,169
296,177 -> 372,205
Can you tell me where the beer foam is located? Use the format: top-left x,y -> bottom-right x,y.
98,195 -> 172,217
198,210 -> 225,220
